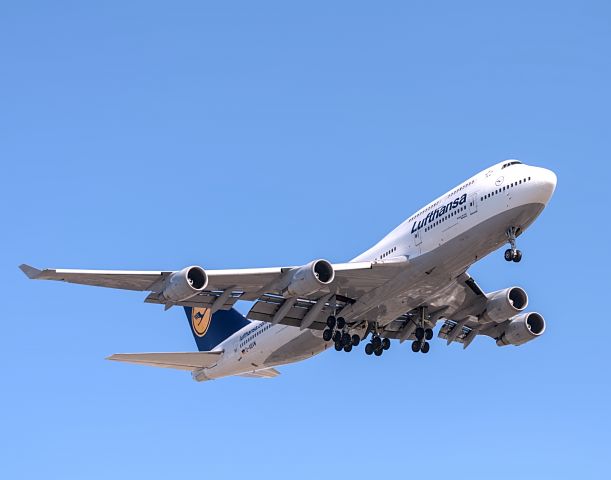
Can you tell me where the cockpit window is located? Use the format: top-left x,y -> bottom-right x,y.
501,161 -> 522,169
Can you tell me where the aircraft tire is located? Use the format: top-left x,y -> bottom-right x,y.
415,327 -> 425,340
323,329 -> 333,342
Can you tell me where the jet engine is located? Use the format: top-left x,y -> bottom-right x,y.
285,259 -> 335,297
162,266 -> 208,302
496,312 -> 546,346
481,287 -> 528,323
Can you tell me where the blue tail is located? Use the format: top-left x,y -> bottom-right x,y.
184,307 -> 251,351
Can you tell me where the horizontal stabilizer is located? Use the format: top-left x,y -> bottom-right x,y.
238,368 -> 281,379
106,351 -> 222,371
19,264 -> 42,279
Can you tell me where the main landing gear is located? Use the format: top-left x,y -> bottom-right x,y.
324,317 -> 393,357
411,307 -> 433,354
323,316 -> 361,353
504,226 -> 522,263
364,333 -> 390,357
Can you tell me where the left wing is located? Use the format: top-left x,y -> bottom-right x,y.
19,260 -> 405,316
19,261 -> 398,297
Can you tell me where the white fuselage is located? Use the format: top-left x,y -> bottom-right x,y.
200,161 -> 557,380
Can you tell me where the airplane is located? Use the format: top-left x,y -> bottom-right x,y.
20,159 -> 557,382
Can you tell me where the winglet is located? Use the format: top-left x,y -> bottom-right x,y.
19,264 -> 42,279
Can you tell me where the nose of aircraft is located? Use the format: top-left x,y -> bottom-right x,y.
535,167 -> 557,204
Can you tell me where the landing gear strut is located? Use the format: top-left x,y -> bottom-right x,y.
504,227 -> 522,263
411,307 -> 432,354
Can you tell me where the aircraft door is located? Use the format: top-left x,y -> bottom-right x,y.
469,192 -> 478,215
414,225 -> 423,249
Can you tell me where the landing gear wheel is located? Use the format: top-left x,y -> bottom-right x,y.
374,348 -> 383,356
322,329 -> 332,342
415,327 -> 425,340
341,333 -> 351,347
326,316 -> 336,329
411,341 -> 421,353
420,341 -> 430,354
334,342 -> 343,351
382,338 -> 391,350
333,331 -> 342,343
365,343 -> 374,355
425,329 -> 433,341
344,344 -> 352,353
336,317 -> 346,329
505,227 -> 523,263
372,336 -> 382,350
351,334 -> 360,347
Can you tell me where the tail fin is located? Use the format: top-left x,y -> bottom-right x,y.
184,307 -> 250,351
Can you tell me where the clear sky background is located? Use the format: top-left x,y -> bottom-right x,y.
1,1 -> 610,479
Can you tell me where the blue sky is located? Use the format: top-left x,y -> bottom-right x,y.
1,1 -> 610,478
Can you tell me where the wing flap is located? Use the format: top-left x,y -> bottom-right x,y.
106,351 -> 222,371
246,294 -> 340,330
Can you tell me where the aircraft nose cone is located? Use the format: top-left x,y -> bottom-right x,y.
537,167 -> 557,204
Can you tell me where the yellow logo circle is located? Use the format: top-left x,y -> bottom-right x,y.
191,307 -> 212,337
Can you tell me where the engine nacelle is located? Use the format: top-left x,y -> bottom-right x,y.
481,287 -> 528,323
497,312 -> 546,346
285,259 -> 335,297
162,266 -> 208,302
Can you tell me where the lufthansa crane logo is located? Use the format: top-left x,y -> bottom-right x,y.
495,176 -> 504,186
191,307 -> 212,337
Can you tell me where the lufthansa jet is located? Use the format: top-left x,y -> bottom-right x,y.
20,160 -> 557,381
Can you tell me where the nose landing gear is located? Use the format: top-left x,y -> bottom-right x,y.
504,226 -> 522,262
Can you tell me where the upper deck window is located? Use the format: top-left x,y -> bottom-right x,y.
501,161 -> 522,169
